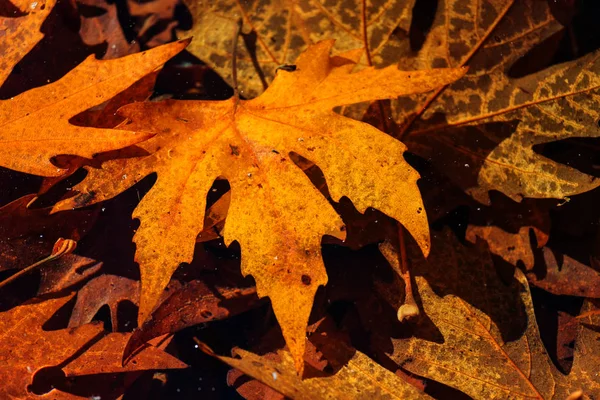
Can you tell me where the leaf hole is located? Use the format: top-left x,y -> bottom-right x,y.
301,274 -> 312,286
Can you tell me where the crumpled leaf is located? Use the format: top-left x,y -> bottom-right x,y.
54,40 -> 465,372
0,1 -> 188,177
387,228 -> 600,399
177,0 -> 416,98
0,294 -> 186,399
398,0 -> 600,203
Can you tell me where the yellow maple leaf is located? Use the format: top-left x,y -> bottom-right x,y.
54,40 -> 465,373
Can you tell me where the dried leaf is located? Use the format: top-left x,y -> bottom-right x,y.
0,294 -> 185,399
526,247 -> 600,298
77,0 -> 139,59
387,228 -> 600,399
54,40 -> 465,372
399,0 -> 600,202
465,195 -> 551,270
177,0 -> 416,98
0,3 -> 188,177
0,195 -> 96,271
203,343 -> 431,399
68,275 -> 140,330
124,281 -> 260,361
37,255 -> 102,295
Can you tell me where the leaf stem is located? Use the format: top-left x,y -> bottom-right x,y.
360,0 -> 373,67
0,238 -> 76,290
396,225 -> 419,321
232,17 -> 244,99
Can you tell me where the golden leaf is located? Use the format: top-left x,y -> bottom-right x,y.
53,40 -> 466,373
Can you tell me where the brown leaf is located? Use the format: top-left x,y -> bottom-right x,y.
0,195 -> 96,271
387,228 -> 600,399
177,0 -> 416,98
465,195 -> 552,270
68,274 -> 140,330
77,0 -> 139,59
124,280 -> 260,362
0,294 -> 185,399
202,342 -> 431,399
37,255 -> 102,295
526,247 -> 600,298
399,0 -> 600,202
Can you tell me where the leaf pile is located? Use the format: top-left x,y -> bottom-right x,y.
1,0 -> 600,398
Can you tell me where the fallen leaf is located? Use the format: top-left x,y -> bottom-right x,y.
53,40 -> 465,372
68,274 -> 140,330
201,342 -> 431,400
465,195 -> 552,270
77,0 -> 139,59
526,247 -> 600,298
0,294 -> 185,399
399,0 -> 600,203
177,0 -> 416,98
387,228 -> 600,399
0,195 -> 96,271
124,280 -> 260,361
36,255 -> 102,296
0,1 -> 188,177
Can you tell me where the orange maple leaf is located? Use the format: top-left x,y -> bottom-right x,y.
0,0 -> 186,177
0,294 -> 185,399
54,40 -> 466,373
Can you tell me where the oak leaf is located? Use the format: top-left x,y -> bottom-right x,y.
385,228 -> 600,399
0,294 -> 186,399
0,0 -> 187,177
53,40 -> 466,372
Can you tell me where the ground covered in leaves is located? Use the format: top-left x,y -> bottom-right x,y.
1,0 -> 600,399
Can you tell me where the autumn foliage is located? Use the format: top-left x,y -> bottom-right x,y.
0,0 -> 599,399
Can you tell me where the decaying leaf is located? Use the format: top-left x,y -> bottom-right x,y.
124,280 -> 260,361
68,274 -> 140,330
201,342 -> 431,399
0,294 -> 185,399
0,0 -> 188,177
177,0 -> 416,98
54,40 -> 465,372
0,195 -> 96,271
465,195 -> 552,270
526,247 -> 600,298
387,228 -> 600,399
399,0 -> 600,203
